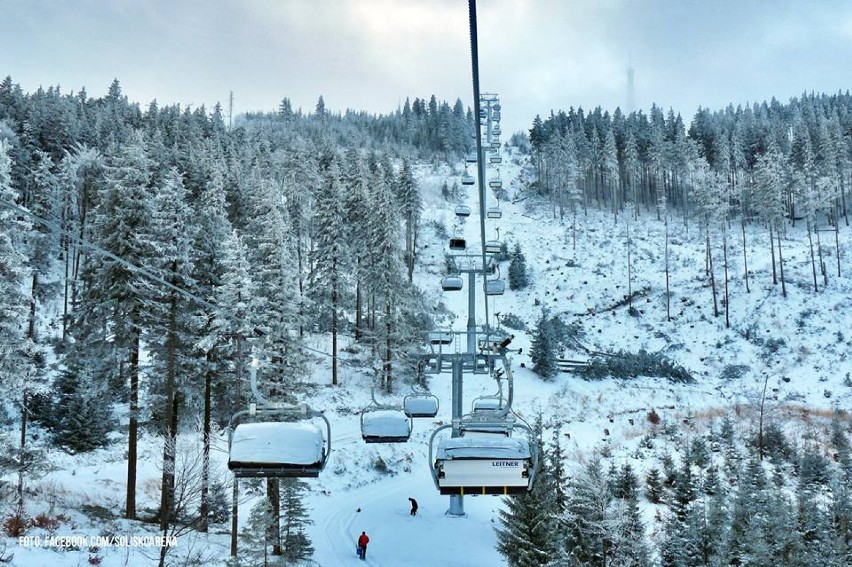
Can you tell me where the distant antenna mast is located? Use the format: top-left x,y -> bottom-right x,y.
627,56 -> 635,113
228,90 -> 234,130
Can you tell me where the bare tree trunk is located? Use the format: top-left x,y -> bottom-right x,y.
385,297 -> 393,393
777,222 -> 787,298
230,478 -> 239,557
355,272 -> 362,341
723,234 -> 730,328
199,349 -> 214,533
815,219 -> 827,286
17,387 -> 27,517
769,223 -> 777,285
664,219 -> 671,322
835,207 -> 842,277
807,220 -> 818,292
707,229 -> 719,318
741,217 -> 750,293
126,326 -> 140,520
268,479 -> 282,555
332,275 -> 338,386
160,288 -> 179,534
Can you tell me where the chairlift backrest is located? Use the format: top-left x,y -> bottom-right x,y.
432,435 -> 533,495
449,238 -> 467,251
485,241 -> 502,254
466,153 -> 478,163
461,174 -> 475,186
429,331 -> 454,345
489,156 -> 502,164
486,207 -> 502,219
455,204 -> 471,217
485,279 -> 506,296
404,394 -> 439,418
441,275 -> 464,291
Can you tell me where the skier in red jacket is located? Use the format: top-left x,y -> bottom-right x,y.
357,531 -> 370,560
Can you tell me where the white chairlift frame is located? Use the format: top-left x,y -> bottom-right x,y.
227,363 -> 331,478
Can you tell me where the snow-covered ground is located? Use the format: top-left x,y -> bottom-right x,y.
4,142 -> 852,566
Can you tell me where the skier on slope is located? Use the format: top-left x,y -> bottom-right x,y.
357,531 -> 370,560
409,497 -> 418,516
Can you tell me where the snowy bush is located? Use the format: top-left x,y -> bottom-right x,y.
581,350 -> 693,383
500,313 -> 526,331
720,364 -> 750,382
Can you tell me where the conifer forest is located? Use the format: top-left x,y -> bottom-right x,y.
1,71 -> 852,566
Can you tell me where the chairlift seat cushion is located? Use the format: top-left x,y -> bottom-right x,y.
436,436 -> 530,460
362,410 -> 411,442
229,422 -> 324,476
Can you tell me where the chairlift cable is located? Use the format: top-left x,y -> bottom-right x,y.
468,0 -> 491,330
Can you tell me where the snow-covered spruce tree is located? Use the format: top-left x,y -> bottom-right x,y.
279,478 -> 314,564
190,163 -> 240,532
508,243 -> 529,290
311,152 -> 350,386
0,139 -> 41,519
561,459 -> 609,565
753,140 -> 788,296
277,142 -> 320,338
134,166 -> 198,543
396,158 -> 422,283
71,134 -> 156,519
342,151 -> 371,342
496,415 -> 559,566
366,155 -> 409,392
208,228 -> 255,425
530,309 -> 558,379
242,174 -> 302,400
46,358 -> 114,453
659,452 -> 700,566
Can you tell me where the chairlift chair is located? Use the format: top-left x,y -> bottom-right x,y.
488,179 -> 503,189
492,111 -> 501,121
493,103 -> 501,112
228,418 -> 330,478
461,173 -> 475,186
404,393 -> 440,418
491,140 -> 501,149
449,237 -> 467,251
455,204 -> 471,217
486,206 -> 502,219
466,152 -> 478,164
493,127 -> 501,136
430,431 -> 536,495
489,156 -> 502,164
485,240 -> 502,254
361,408 -> 412,443
429,331 -> 454,345
441,275 -> 464,291
479,109 -> 487,119
485,279 -> 506,296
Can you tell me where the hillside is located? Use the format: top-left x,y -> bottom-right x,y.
3,140 -> 851,566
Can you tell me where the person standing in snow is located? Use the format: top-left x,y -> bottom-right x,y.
357,531 -> 370,560
409,497 -> 418,516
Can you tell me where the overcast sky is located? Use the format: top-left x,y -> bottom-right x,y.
3,0 -> 852,136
